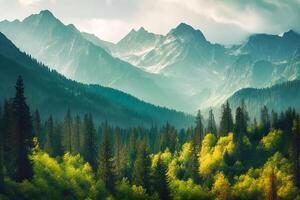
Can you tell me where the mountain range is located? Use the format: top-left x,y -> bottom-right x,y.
0,32 -> 193,128
1,10 -> 300,116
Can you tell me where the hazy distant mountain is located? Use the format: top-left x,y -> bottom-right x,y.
114,27 -> 162,61
112,23 -> 233,110
81,31 -> 115,53
0,32 -> 193,128
2,10 -> 300,114
0,10 -> 186,110
228,79 -> 300,118
202,30 -> 300,109
237,30 -> 300,62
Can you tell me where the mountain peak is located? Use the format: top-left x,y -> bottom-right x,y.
39,10 -> 55,19
175,23 -> 195,31
137,27 -> 146,32
23,9 -> 59,24
283,29 -> 299,39
170,23 -> 206,42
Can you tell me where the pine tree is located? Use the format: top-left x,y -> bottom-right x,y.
72,115 -> 81,154
206,108 -> 217,136
234,107 -> 247,162
129,128 -> 138,179
32,110 -> 43,148
0,107 -> 4,192
98,122 -> 115,192
53,121 -> 63,157
193,110 -> 204,147
63,109 -> 73,153
114,127 -> 125,181
2,100 -> 15,179
290,115 -> 300,187
260,106 -> 270,134
160,123 -> 177,153
133,141 -> 151,191
265,169 -> 277,200
271,110 -> 279,129
219,101 -> 234,137
241,99 -> 249,128
44,115 -> 55,156
234,106 -> 247,143
186,142 -> 201,183
152,156 -> 171,200
12,76 -> 34,181
82,114 -> 97,170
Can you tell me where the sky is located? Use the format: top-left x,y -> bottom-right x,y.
0,0 -> 300,44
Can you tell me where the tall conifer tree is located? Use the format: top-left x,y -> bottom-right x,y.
63,109 -> 73,153
98,122 -> 115,192
132,141 -> 151,191
219,101 -> 234,137
206,108 -> 217,136
82,114 -> 97,170
12,76 -> 34,181
44,115 -> 55,156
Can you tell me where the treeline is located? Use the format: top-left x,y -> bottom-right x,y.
0,76 -> 300,199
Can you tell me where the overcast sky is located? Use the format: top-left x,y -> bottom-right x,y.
0,0 -> 300,44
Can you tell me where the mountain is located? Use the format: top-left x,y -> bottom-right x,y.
0,32 -> 193,128
81,31 -> 115,53
112,23 -> 233,111
206,30 -> 300,109
114,27 -> 162,60
0,10 -> 184,110
2,10 -> 300,114
113,23 -> 230,75
227,79 -> 300,118
237,30 -> 300,62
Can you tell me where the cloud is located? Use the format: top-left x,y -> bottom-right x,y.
0,0 -> 300,44
19,0 -> 44,6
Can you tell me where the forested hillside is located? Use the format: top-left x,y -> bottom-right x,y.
228,80 -> 300,117
1,77 -> 300,200
0,32 -> 192,128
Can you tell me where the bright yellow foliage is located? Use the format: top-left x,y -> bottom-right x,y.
212,172 -> 231,200
199,133 -> 235,176
261,129 -> 283,151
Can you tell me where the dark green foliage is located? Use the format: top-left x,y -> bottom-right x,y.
62,109 -> 73,153
234,106 -> 247,142
261,106 -> 270,134
12,76 -> 34,181
82,114 -> 97,170
114,127 -> 126,181
32,110 -> 43,147
2,100 -> 16,179
44,115 -> 55,156
290,115 -> 300,187
152,156 -> 171,200
206,109 -> 217,136
219,101 -> 234,137
53,121 -> 63,157
0,107 -> 4,192
160,123 -> 177,153
133,142 -> 151,191
98,123 -> 115,192
72,115 -> 81,155
193,110 -> 204,148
